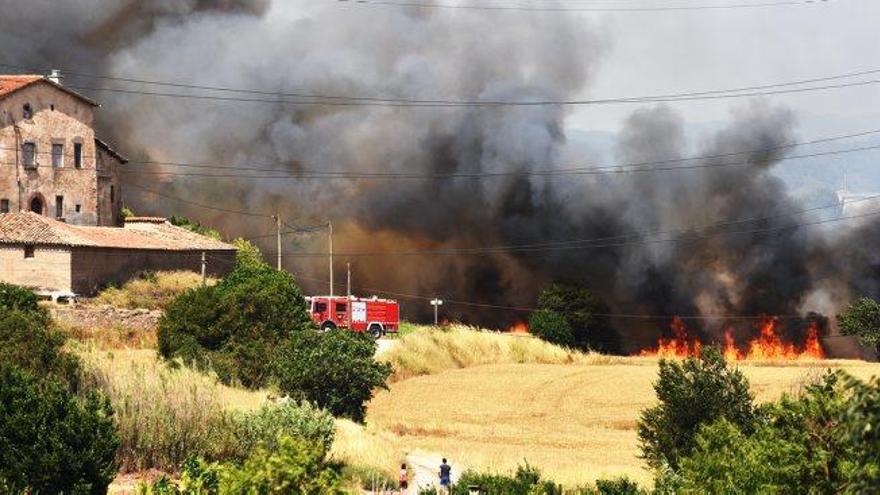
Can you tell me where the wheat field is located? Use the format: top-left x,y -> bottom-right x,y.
367,353 -> 880,486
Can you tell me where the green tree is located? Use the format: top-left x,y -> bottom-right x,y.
0,282 -> 46,315
169,215 -> 222,240
534,282 -> 619,352
672,371 -> 880,493
273,331 -> 392,422
158,262 -> 313,388
221,436 -> 342,494
638,347 -> 755,469
528,309 -> 575,348
0,364 -> 119,494
232,237 -> 264,270
837,296 -> 880,355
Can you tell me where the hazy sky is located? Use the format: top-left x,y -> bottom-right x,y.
564,0 -> 880,137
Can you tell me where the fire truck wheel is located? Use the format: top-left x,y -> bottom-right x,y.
369,324 -> 383,339
320,322 -> 336,333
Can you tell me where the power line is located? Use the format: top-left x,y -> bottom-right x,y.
61,75 -> 880,108
336,0 -> 834,13
2,61 -> 877,107
269,202 -> 880,257
118,142 -> 880,180
123,182 -> 273,218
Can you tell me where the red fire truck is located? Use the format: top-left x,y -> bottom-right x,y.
306,295 -> 400,338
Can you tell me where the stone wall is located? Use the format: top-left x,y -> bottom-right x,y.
50,304 -> 162,332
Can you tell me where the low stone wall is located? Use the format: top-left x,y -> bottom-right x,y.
50,305 -> 162,332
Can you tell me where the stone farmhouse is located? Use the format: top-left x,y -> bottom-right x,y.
0,73 -> 236,297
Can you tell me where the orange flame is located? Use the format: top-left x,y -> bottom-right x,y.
640,317 -> 702,358
507,322 -> 529,334
640,316 -> 825,361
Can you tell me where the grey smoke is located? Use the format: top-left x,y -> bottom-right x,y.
1,0 -> 876,347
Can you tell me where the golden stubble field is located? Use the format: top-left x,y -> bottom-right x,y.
364,359 -> 880,486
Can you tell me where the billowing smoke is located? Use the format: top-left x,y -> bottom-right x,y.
3,0 -> 878,348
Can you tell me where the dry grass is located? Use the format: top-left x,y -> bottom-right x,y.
383,325 -> 637,381
90,271 -> 214,310
77,347 -> 267,472
366,356 -> 880,487
330,418 -> 406,475
59,320 -> 157,350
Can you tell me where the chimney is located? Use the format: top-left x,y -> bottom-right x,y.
47,69 -> 61,85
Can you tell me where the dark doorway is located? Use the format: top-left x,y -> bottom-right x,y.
30,197 -> 43,215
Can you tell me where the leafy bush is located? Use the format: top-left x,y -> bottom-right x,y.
594,477 -> 645,495
838,296 -> 880,354
233,400 -> 336,454
671,371 -> 880,493
222,436 -> 343,494
138,436 -> 342,495
418,464 -> 644,495
638,347 -> 755,469
159,261 -> 312,388
534,282 -> 619,352
0,308 -> 81,388
274,330 -> 392,422
169,215 -> 222,240
0,364 -> 119,494
0,282 -> 44,314
529,308 -> 575,348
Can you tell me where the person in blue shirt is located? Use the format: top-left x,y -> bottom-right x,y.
439,458 -> 452,492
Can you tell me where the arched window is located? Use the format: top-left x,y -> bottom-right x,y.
22,103 -> 33,120
30,196 -> 43,215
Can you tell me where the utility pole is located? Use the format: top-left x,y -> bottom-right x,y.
328,220 -> 334,297
346,262 -> 351,299
430,298 -> 444,326
200,251 -> 207,286
273,214 -> 282,271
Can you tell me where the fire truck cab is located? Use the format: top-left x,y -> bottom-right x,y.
306,295 -> 399,339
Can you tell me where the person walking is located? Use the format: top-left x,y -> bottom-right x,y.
399,463 -> 409,494
439,458 -> 452,493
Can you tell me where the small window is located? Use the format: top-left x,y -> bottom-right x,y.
50,104 -> 55,111
24,245 -> 35,259
22,103 -> 33,120
55,195 -> 63,218
335,303 -> 347,313
52,143 -> 64,168
0,199 -> 8,213
22,143 -> 36,168
73,143 -> 83,168
314,302 -> 327,313
75,204 -> 81,213
110,185 -> 115,203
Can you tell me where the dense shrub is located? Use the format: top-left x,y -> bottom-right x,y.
0,364 -> 119,493
638,347 -> 755,469
160,248 -> 391,422
0,282 -> 44,313
529,309 -> 575,348
159,261 -> 312,388
233,400 -> 336,455
274,330 -> 392,422
418,465 -> 644,495
838,296 -> 880,354
533,282 -> 620,352
0,308 -> 81,388
138,436 -> 342,495
671,371 -> 880,493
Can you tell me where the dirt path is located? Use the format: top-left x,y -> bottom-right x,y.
405,452 -> 459,493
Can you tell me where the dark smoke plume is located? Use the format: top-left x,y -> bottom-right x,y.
2,0 -> 878,348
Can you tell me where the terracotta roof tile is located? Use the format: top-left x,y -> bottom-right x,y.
0,75 -> 99,106
0,75 -> 43,98
0,212 -> 235,251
